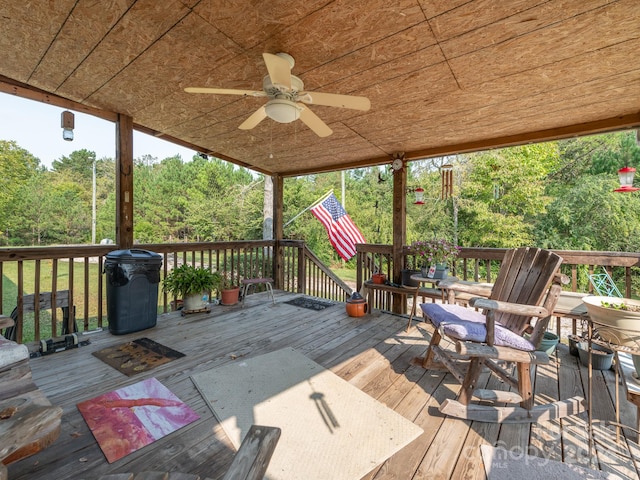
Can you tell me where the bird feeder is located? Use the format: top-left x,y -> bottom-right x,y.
413,187 -> 425,205
614,167 -> 639,192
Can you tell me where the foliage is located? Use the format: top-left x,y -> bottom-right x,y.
408,239 -> 460,266
3,130 -> 640,264
162,264 -> 222,298
456,143 -> 560,247
220,270 -> 239,290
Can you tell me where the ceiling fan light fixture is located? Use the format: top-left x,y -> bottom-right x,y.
265,99 -> 301,124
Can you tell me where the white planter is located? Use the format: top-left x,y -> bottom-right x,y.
183,291 -> 209,311
582,295 -> 640,348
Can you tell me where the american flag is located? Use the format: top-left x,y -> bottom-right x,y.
311,193 -> 366,261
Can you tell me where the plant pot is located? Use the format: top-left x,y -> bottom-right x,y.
568,334 -> 582,356
582,295 -> 640,347
422,265 -> 448,279
346,293 -> 368,317
401,269 -> 421,287
220,287 -> 240,306
431,265 -> 449,280
539,331 -> 560,354
183,291 -> 209,311
524,331 -> 560,354
372,273 -> 386,284
577,342 -> 614,370
632,354 -> 640,378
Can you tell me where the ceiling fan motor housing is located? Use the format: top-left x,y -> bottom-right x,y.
262,75 -> 304,97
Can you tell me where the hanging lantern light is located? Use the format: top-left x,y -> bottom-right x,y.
413,187 -> 425,205
61,110 -> 74,141
614,167 -> 639,192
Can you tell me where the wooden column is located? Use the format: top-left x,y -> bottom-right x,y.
116,114 -> 134,249
392,160 -> 407,313
272,174 -> 284,290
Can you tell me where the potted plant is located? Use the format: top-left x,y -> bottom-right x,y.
401,256 -> 421,287
162,264 -> 222,311
220,271 -> 241,306
583,295 -> 640,375
408,239 -> 460,279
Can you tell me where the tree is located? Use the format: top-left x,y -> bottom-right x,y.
457,143 -> 560,247
0,141 -> 42,244
51,149 -> 96,183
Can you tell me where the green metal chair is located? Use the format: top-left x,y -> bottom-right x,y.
588,267 -> 622,297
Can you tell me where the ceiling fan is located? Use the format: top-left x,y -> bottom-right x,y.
185,53 -> 371,137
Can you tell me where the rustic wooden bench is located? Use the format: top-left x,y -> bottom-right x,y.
3,290 -> 76,342
0,316 -> 63,480
94,425 -> 281,480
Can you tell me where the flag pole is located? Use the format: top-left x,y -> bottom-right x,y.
283,189 -> 333,228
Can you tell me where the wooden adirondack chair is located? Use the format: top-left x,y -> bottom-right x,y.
417,247 -> 585,423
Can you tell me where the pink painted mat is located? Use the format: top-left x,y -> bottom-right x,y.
77,377 -> 199,463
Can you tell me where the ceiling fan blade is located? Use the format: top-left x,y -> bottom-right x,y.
298,91 -> 371,111
185,87 -> 266,97
298,105 -> 333,137
262,53 -> 292,90
238,106 -> 268,130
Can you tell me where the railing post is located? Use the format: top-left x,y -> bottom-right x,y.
356,247 -> 364,292
273,174 -> 284,290
297,246 -> 305,294
116,113 -> 134,250
392,157 -> 407,314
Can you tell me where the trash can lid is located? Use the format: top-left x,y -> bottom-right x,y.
105,249 -> 163,264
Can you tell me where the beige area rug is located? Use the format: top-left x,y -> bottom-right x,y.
481,445 -> 623,479
191,347 -> 423,480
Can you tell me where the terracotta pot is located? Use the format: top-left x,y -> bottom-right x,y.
372,273 -> 386,284
346,292 -> 368,317
220,287 -> 240,305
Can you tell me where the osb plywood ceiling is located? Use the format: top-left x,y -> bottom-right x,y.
0,0 -> 639,176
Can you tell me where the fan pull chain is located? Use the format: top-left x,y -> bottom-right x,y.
269,121 -> 273,158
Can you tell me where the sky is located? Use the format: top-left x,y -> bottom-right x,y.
0,92 -> 197,168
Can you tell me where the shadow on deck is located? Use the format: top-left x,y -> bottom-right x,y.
6,290 -> 640,480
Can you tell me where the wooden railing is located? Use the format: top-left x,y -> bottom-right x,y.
0,240 -> 351,344
357,244 -> 640,312
6,240 -> 637,345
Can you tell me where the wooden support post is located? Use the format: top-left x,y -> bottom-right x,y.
392,156 -> 407,314
273,174 -> 284,290
116,114 -> 134,250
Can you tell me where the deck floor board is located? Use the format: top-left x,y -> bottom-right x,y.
6,291 -> 640,479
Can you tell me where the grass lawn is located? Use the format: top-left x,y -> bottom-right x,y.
2,260 -> 105,343
332,268 -> 357,283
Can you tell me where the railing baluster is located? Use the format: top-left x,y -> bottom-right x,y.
83,258 -> 90,330
68,257 -> 75,335
34,260 -> 41,340
17,261 -> 24,343
51,260 -> 58,336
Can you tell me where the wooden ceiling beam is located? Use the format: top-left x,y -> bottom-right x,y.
403,113 -> 640,162
281,113 -> 640,177
0,75 -> 118,122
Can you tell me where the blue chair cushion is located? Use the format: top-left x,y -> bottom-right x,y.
420,303 -> 535,352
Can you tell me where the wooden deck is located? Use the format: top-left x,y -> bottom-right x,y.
6,290 -> 640,480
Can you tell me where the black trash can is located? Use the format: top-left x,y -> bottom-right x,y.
104,249 -> 162,335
